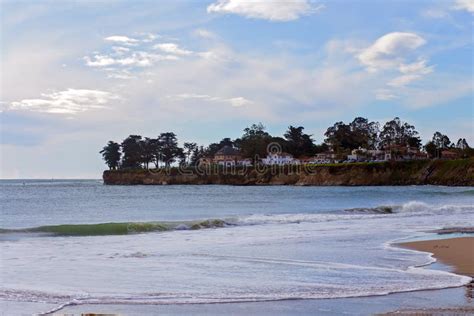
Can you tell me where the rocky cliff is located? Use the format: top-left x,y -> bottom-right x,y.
103,159 -> 474,186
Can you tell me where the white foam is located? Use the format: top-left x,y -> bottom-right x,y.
1,201 -> 473,314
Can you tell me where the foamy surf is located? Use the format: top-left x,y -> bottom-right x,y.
1,260 -> 470,315
1,201 -> 472,237
2,182 -> 473,316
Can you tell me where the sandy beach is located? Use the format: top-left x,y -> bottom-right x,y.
381,236 -> 474,315
399,236 -> 474,277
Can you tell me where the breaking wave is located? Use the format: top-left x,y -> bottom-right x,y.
1,202 -> 472,237
0,219 -> 232,237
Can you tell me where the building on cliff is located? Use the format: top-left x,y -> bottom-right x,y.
262,152 -> 296,165
441,150 -> 460,159
198,146 -> 252,167
383,145 -> 428,161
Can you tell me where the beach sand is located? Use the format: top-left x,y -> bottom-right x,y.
399,236 -> 474,277
380,236 -> 474,315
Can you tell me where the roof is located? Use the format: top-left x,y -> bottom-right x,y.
215,145 -> 241,156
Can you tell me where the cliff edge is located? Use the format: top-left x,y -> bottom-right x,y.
103,159 -> 474,186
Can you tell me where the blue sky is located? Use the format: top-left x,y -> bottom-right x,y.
1,0 -> 473,178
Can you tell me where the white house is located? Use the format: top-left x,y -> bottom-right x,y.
262,152 -> 294,165
313,152 -> 336,164
237,158 -> 253,167
347,148 -> 385,162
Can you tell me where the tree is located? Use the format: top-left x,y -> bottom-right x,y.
236,123 -> 273,162
100,141 -> 121,170
139,137 -> 156,169
424,141 -> 437,159
349,117 -> 380,149
157,132 -> 182,167
121,135 -> 143,169
284,126 -> 315,157
243,123 -> 269,138
456,138 -> 469,150
379,117 -> 421,149
432,132 -> 451,149
324,122 -> 355,152
183,142 -> 197,165
191,145 -> 206,165
218,138 -> 234,148
204,138 -> 236,157
147,138 -> 161,168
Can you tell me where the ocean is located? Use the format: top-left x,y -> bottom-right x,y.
1,180 -> 473,315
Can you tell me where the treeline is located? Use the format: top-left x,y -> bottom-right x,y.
100,117 -> 472,170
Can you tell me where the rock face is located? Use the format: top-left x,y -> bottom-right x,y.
103,159 -> 474,186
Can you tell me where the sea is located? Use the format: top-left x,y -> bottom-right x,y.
0,180 -> 473,315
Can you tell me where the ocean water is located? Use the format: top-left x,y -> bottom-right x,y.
0,180 -> 473,315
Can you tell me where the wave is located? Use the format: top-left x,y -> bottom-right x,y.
421,189 -> 474,196
0,219 -> 231,237
1,202 -> 472,237
393,201 -> 473,214
344,206 -> 394,214
3,267 -> 471,316
345,202 -> 473,215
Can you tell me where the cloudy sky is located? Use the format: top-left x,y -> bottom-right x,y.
1,0 -> 473,178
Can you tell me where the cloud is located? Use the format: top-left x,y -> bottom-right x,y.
193,28 -> 217,39
375,89 -> 398,100
388,59 -> 434,87
421,8 -> 449,19
8,89 -> 119,114
104,35 -> 139,46
84,36 -> 203,77
153,43 -> 193,55
405,80 -> 473,109
111,46 -> 130,55
167,93 -> 253,107
358,32 -> 427,72
453,0 -> 474,13
356,32 -> 435,98
84,52 -> 178,68
207,0 -> 324,22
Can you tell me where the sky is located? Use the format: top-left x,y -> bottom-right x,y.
1,0 -> 473,179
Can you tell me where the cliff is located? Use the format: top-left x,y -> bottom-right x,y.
103,159 -> 474,186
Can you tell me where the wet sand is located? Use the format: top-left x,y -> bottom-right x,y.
399,236 -> 474,276
381,236 -> 474,315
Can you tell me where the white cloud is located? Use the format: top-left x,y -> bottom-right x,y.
375,89 -> 398,100
140,33 -> 160,43
153,43 -> 193,56
8,89 -> 119,114
398,59 -> 433,74
111,46 -> 130,55
388,59 -> 434,87
228,97 -> 252,107
84,38 -> 202,75
358,32 -> 426,72
84,52 -> 178,68
168,93 -> 253,107
194,29 -> 217,39
104,35 -> 139,46
207,0 -> 324,22
357,32 -> 434,97
453,0 -> 474,13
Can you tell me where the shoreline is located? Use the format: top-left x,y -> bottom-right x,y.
3,236 -> 473,315
380,236 -> 474,315
397,236 -> 474,277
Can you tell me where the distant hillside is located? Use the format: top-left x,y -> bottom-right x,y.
103,159 -> 474,186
